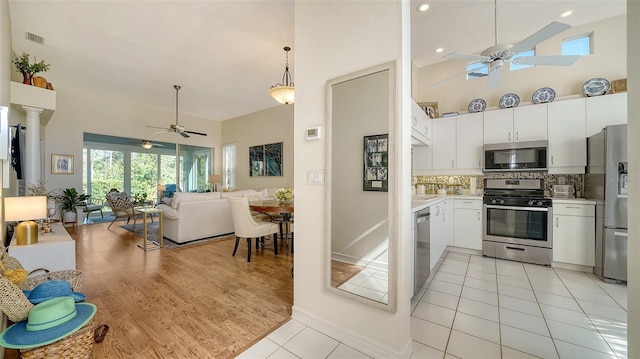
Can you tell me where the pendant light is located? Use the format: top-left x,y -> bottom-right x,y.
269,46 -> 294,105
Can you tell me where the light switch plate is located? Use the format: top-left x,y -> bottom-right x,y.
307,169 -> 324,185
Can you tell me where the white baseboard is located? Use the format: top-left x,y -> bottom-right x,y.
445,246 -> 482,256
331,252 -> 388,272
552,261 -> 593,273
291,306 -> 412,359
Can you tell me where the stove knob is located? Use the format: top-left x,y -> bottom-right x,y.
499,199 -> 505,205
491,199 -> 496,204
528,200 -> 534,206
537,201 -> 543,206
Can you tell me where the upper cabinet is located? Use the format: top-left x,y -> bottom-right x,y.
483,105 -> 547,144
586,93 -> 627,137
547,98 -> 586,173
411,99 -> 432,146
432,118 -> 456,170
456,113 -> 484,171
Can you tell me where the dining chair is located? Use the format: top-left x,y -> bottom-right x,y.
242,192 -> 273,222
228,197 -> 280,262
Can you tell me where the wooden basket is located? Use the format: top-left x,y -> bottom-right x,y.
21,269 -> 83,292
19,320 -> 96,359
611,78 -> 627,93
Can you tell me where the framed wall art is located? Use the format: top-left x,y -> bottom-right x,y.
363,134 -> 388,192
51,154 -> 74,175
249,142 -> 283,176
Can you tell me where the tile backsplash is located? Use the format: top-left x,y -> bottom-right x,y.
413,172 -> 585,197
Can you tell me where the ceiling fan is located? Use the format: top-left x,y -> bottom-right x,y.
433,1 -> 581,89
147,85 -> 207,138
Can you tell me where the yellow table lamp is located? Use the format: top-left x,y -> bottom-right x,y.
5,196 -> 47,245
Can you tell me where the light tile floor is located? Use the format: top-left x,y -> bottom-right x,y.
237,251 -> 627,358
338,266 -> 389,304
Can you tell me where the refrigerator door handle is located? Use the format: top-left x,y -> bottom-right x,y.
614,231 -> 628,237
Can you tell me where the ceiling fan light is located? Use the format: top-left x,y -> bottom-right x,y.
269,46 -> 295,105
491,59 -> 504,72
141,141 -> 153,149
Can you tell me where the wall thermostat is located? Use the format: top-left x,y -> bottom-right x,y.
306,126 -> 322,140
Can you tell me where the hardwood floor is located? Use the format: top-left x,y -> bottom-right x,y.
5,222 -> 293,359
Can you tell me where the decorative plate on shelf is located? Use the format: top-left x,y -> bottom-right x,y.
532,87 -> 556,104
499,93 -> 520,109
582,78 -> 610,96
468,98 -> 486,113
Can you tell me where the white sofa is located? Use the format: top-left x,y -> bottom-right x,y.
157,190 -> 262,243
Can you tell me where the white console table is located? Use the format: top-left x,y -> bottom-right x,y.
8,222 -> 76,272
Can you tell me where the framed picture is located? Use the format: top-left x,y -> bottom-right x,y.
51,154 -> 74,175
363,134 -> 388,192
249,142 -> 283,176
418,101 -> 439,119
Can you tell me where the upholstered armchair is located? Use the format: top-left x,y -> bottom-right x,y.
105,191 -> 137,229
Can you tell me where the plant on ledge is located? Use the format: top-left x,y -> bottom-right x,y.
274,187 -> 294,203
53,188 -> 89,213
131,192 -> 149,206
12,52 -> 50,85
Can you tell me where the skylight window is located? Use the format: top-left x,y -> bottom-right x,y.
562,34 -> 593,56
466,64 -> 488,80
510,49 -> 535,71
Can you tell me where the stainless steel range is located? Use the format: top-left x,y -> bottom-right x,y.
482,179 -> 553,266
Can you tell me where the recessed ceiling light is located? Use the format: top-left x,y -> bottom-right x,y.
561,10 -> 573,18
417,3 -> 429,12
435,48 -> 444,53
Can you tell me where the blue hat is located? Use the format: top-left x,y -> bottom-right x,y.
22,280 -> 86,304
0,296 -> 97,349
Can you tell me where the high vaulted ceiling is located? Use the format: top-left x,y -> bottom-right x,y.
8,1 -> 626,121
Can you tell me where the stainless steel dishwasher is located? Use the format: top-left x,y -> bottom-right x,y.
414,207 -> 431,296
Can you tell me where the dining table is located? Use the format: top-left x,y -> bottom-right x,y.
248,199 -> 294,254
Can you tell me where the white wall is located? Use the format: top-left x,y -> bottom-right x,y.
221,104 -> 293,190
627,1 -> 639,357
416,15 -> 627,113
43,83 -> 222,195
294,1 -> 412,357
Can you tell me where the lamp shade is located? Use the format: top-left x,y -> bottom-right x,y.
157,185 -> 166,191
5,196 -> 47,221
269,86 -> 295,105
208,175 -> 222,183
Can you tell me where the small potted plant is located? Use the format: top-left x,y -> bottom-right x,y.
53,188 -> 89,224
12,52 -> 50,86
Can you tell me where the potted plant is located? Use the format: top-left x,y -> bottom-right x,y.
26,180 -> 58,220
12,52 -> 50,86
53,188 -> 89,224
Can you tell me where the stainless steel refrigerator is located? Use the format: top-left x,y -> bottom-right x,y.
585,124 -> 628,283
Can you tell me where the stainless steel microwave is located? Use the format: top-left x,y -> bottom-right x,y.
483,140 -> 548,172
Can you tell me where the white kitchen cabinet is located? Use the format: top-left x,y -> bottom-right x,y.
483,105 -> 547,144
412,146 -> 432,172
547,98 -> 586,173
441,200 -> 454,246
411,99 -> 432,146
552,202 -> 595,267
453,199 -> 482,250
432,119 -> 457,170
429,200 -> 448,269
586,93 -> 627,137
456,113 -> 484,170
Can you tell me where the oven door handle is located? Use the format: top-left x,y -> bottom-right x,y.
485,205 -> 549,212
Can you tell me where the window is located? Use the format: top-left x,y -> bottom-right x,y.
222,144 -> 237,190
562,34 -> 592,56
466,63 -> 488,80
510,49 -> 534,71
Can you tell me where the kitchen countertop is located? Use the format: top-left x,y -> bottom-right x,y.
412,194 -> 482,212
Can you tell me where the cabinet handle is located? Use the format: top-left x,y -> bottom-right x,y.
463,201 -> 472,204
508,132 -> 511,142
478,158 -> 481,167
442,213 -> 446,222
565,206 -> 581,209
477,211 -> 480,221
551,155 -> 554,165
516,132 -> 519,141
451,160 -> 455,168
555,217 -> 559,227
424,126 -> 429,136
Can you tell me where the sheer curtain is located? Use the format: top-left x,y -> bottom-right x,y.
222,143 -> 236,190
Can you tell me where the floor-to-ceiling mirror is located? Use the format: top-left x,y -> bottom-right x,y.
326,61 -> 397,312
